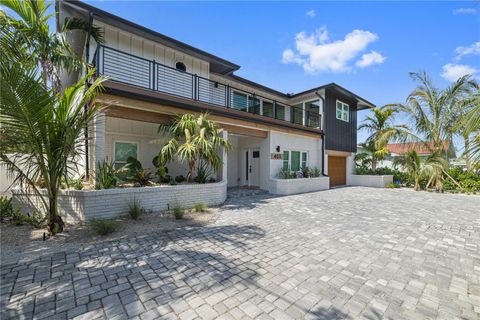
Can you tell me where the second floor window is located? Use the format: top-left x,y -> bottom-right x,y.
336,100 -> 349,122
175,62 -> 186,72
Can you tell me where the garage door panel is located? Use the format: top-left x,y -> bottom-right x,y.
328,156 -> 346,186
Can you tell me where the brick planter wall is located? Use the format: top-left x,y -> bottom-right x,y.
347,175 -> 393,188
269,177 -> 330,195
12,181 -> 227,223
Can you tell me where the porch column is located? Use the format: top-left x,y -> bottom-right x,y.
219,130 -> 228,183
93,112 -> 106,175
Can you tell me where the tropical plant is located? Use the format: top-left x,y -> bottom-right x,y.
95,159 -> 122,190
152,155 -> 169,182
389,72 -> 476,187
311,167 -> 321,177
91,219 -> 118,235
358,107 -> 409,171
0,60 -> 105,234
279,168 -> 295,179
157,113 -> 231,182
0,196 -> 13,221
393,150 -> 423,191
128,200 -> 145,220
457,89 -> 480,167
173,206 -> 185,220
194,202 -> 208,213
194,160 -> 212,183
1,0 -> 104,92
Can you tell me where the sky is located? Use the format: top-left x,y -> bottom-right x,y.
39,1 -> 480,148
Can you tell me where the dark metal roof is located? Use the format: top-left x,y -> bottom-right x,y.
289,83 -> 376,110
57,0 -> 240,75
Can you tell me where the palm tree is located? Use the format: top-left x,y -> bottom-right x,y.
457,89 -> 480,167
158,113 -> 232,182
0,60 -> 105,234
1,0 -> 103,92
394,150 -> 422,191
358,107 -> 409,172
391,71 -> 476,187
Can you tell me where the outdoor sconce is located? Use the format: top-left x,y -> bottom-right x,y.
276,146 -> 280,152
214,82 -> 219,88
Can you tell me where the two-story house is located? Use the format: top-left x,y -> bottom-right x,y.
57,0 -> 375,192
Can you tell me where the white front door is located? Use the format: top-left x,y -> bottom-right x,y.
244,148 -> 260,187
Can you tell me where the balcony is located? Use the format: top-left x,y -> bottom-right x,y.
94,45 -> 321,130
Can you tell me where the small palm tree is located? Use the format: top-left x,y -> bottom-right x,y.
158,113 -> 232,182
358,107 -> 409,171
394,150 -> 423,191
0,61 -> 105,234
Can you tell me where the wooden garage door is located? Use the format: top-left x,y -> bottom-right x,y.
328,156 -> 346,186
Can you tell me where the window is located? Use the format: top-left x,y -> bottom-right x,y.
292,103 -> 303,125
336,100 -> 349,122
248,96 -> 260,114
305,100 -> 320,128
283,150 -> 308,171
175,62 -> 186,72
275,103 -> 286,120
114,141 -> 138,169
262,101 -> 274,118
232,91 -> 248,111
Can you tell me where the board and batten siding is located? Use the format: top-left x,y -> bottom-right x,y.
96,21 -> 210,79
324,88 -> 358,153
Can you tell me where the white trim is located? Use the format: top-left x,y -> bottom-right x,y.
336,100 -> 349,122
282,149 -> 309,171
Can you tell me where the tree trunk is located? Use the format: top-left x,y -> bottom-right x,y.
48,187 -> 64,235
187,160 -> 195,182
464,136 -> 472,171
371,157 -> 377,173
414,177 -> 420,191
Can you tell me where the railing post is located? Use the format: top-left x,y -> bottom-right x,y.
193,74 -> 197,100
152,60 -> 156,91
226,85 -> 231,108
273,101 -> 276,119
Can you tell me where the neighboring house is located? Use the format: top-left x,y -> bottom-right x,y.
57,0 -> 375,191
368,141 -> 455,169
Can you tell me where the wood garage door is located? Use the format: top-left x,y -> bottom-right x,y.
328,156 -> 346,186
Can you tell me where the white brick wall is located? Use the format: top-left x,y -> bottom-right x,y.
12,181 -> 227,223
347,175 -> 393,188
269,177 -> 330,195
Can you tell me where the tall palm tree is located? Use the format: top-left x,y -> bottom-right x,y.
457,88 -> 480,167
158,113 -> 232,182
1,0 -> 103,92
391,71 -> 476,186
358,107 -> 409,171
0,60 -> 105,234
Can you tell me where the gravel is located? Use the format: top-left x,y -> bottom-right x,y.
0,208 -> 219,265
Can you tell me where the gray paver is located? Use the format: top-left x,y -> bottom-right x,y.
1,187 -> 479,319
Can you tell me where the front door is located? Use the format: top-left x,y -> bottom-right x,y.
244,149 -> 260,187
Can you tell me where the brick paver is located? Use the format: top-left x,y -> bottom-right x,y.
1,187 -> 480,319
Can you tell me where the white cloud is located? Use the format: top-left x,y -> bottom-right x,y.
356,51 -> 386,68
453,8 -> 477,15
282,27 -> 383,73
306,10 -> 316,17
454,41 -> 480,61
441,63 -> 477,81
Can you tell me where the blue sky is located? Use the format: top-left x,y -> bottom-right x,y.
44,1 -> 478,146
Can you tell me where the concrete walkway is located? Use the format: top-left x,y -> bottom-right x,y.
1,187 -> 479,319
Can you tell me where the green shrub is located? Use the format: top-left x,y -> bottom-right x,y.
173,206 -> 184,219
29,211 -> 45,228
95,159 -> 122,189
0,196 -> 13,221
128,201 -> 145,220
130,169 -> 153,187
279,168 -> 295,179
62,177 -> 84,190
194,202 -> 208,213
302,167 -> 310,178
386,183 -> 400,189
311,167 -> 321,177
12,209 -> 28,225
194,161 -> 212,184
91,219 -> 118,235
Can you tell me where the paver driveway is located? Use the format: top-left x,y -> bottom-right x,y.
1,187 -> 480,320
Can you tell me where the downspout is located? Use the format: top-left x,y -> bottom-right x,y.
84,12 -> 94,180
315,91 -> 327,176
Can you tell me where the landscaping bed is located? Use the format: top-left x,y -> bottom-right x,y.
0,206 -> 220,265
